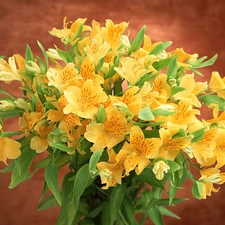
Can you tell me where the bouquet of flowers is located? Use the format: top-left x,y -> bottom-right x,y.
1,18 -> 225,225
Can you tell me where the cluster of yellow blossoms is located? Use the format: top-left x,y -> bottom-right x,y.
1,18 -> 225,202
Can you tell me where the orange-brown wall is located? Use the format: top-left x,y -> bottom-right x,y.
1,0 -> 225,224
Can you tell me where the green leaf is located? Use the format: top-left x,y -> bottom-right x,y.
168,178 -> 177,206
193,54 -> 217,69
89,149 -> 104,178
138,106 -> 155,121
150,41 -> 172,55
37,195 -> 59,211
170,86 -> 186,96
0,161 -> 15,173
9,141 -> 37,189
192,180 -> 203,200
44,157 -> 62,206
37,56 -> 47,74
62,172 -> 75,225
129,26 -> 146,55
1,131 -> 23,137
119,196 -> 136,225
152,108 -> 174,116
101,201 -> 111,225
159,206 -> 180,220
48,142 -> 75,152
0,110 -> 22,118
25,44 -> 34,61
199,94 -> 225,111
142,190 -> 164,225
136,167 -> 164,189
73,164 -> 91,216
136,72 -> 152,87
166,55 -> 178,79
37,40 -> 49,69
152,57 -> 173,71
147,204 -> 164,225
167,160 -> 181,172
110,184 -> 126,225
56,48 -> 73,63
95,105 -> 106,123
158,198 -> 188,206
191,127 -> 205,143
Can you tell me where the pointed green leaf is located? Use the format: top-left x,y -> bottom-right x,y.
192,180 -> 203,200
136,167 -> 164,189
56,48 -> 73,63
95,105 -> 106,123
167,160 -> 181,172
166,55 -> 178,78
138,106 -> 155,121
191,127 -> 205,143
44,157 -> 62,206
152,57 -> 173,71
199,94 -> 225,111
37,195 -> 59,211
193,54 -> 217,69
159,206 -> 180,220
25,44 -> 34,61
147,204 -> 164,225
101,201 -> 111,225
119,196 -> 136,225
37,40 -> 49,68
89,149 -> 104,178
73,164 -> 91,216
48,142 -> 75,152
129,26 -> 146,54
110,184 -> 126,225
150,41 -> 172,55
9,141 -> 37,189
62,172 -> 75,225
0,161 -> 15,173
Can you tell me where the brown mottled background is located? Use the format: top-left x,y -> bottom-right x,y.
1,0 -> 225,224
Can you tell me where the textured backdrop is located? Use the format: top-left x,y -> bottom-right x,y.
0,0 -> 225,224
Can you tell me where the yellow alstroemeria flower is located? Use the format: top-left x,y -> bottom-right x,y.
110,86 -> 142,116
47,62 -> 81,94
102,19 -> 128,50
114,57 -> 148,85
97,148 -> 127,189
19,111 -> 44,136
84,106 -> 132,152
212,129 -> 225,168
47,95 -> 81,133
139,81 -> 159,107
169,98 -> 200,126
152,74 -> 171,105
198,168 -> 225,199
30,122 -> 55,153
192,127 -> 218,165
173,74 -> 207,107
85,34 -> 111,65
122,126 -> 162,175
80,56 -> 104,84
170,48 -> 198,68
209,71 -> 225,99
63,79 -> 108,119
0,55 -> 22,83
159,127 -> 191,160
0,136 -> 21,165
49,17 -> 90,44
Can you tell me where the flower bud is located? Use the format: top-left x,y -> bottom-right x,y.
26,61 -> 41,74
153,160 -> 170,180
